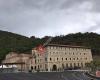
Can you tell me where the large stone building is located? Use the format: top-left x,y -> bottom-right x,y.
2,44 -> 93,72
32,44 -> 93,72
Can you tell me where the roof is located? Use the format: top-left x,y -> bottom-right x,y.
46,44 -> 90,49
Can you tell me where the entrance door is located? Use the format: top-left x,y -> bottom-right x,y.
52,65 -> 57,71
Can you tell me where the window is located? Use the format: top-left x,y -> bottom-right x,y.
35,66 -> 36,70
70,63 -> 72,67
40,65 -> 42,68
62,64 -> 64,68
40,59 -> 41,62
66,58 -> 67,60
78,63 -> 80,66
85,58 -> 87,60
81,63 -> 83,67
70,58 -> 71,60
38,65 -> 39,69
66,63 -> 68,67
53,52 -> 55,54
45,58 -> 47,61
50,58 -> 52,61
57,58 -> 58,60
62,58 -> 63,61
74,63 -> 76,67
73,58 -> 75,60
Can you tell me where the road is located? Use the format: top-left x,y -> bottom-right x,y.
0,71 -> 92,80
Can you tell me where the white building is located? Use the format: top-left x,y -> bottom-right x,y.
32,44 -> 93,72
2,44 -> 93,72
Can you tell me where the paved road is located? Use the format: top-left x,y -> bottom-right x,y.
62,71 -> 91,80
0,71 -> 91,80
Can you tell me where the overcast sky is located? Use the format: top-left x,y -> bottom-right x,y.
0,0 -> 100,37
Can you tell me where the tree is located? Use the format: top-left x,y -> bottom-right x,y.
86,61 -> 100,71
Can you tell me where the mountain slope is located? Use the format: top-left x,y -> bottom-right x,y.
50,32 -> 100,55
0,30 -> 33,61
0,31 -> 100,62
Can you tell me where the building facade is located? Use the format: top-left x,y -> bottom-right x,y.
2,44 -> 93,72
32,44 -> 93,72
31,48 -> 45,71
2,52 -> 32,71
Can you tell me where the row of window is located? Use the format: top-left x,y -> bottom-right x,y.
48,46 -> 88,51
35,59 -> 43,63
49,57 -> 87,61
49,52 -> 86,55
34,62 -> 85,71
61,63 -> 84,68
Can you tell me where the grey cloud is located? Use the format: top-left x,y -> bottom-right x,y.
0,0 -> 99,37
20,0 -> 90,11
60,0 -> 87,9
92,0 -> 100,12
0,0 -> 90,12
86,24 -> 100,32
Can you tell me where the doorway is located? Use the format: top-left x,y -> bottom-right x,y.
52,64 -> 57,71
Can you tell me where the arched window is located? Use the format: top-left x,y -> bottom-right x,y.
31,66 -> 33,70
40,65 -> 42,68
74,63 -> 76,67
62,64 -> 64,68
38,65 -> 39,69
66,63 -> 68,68
70,63 -> 72,67
78,63 -> 80,67
34,66 -> 36,70
81,63 -> 83,67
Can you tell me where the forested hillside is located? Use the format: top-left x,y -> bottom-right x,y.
0,30 -> 33,61
0,30 -> 100,62
50,32 -> 100,55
